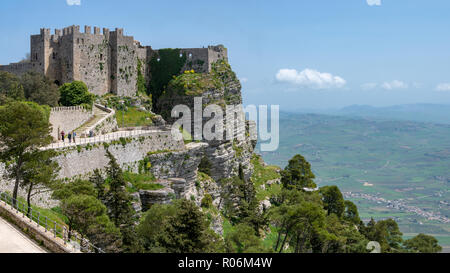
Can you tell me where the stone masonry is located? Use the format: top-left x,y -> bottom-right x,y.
0,25 -> 228,97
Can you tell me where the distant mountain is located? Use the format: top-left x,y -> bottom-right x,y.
291,104 -> 450,125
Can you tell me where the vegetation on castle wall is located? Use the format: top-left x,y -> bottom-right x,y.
149,49 -> 186,107
166,70 -> 222,96
136,59 -> 147,96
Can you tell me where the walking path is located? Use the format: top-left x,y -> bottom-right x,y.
74,105 -> 110,137
0,217 -> 46,253
43,128 -> 171,150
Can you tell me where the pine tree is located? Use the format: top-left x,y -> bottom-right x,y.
104,150 -> 141,252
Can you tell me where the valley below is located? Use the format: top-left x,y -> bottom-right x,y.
258,111 -> 450,250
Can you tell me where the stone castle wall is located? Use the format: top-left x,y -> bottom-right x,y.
0,130 -> 186,208
1,26 -> 228,98
0,62 -> 35,75
49,106 -> 94,140
55,130 -> 185,178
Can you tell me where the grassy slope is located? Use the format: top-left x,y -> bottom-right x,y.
115,107 -> 154,128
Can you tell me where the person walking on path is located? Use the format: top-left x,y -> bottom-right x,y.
68,132 -> 72,143
61,131 -> 65,143
72,132 -> 77,143
89,130 -> 94,138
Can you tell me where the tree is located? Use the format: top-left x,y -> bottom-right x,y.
281,154 -> 316,190
0,101 -> 52,205
59,81 -> 94,106
403,234 -> 442,253
52,178 -> 97,201
225,223 -> 268,253
85,214 -> 122,253
104,150 -> 141,252
61,194 -> 117,245
138,199 -> 224,253
89,169 -> 106,201
0,71 -> 24,103
51,178 -> 121,252
21,71 -> 60,106
363,218 -> 403,253
21,150 -> 59,215
137,203 -> 177,253
159,199 -> 224,253
343,200 -> 361,225
319,186 -> 345,217
221,176 -> 267,234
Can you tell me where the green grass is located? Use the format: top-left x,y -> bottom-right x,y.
123,171 -> 163,193
115,107 -> 154,128
251,154 -> 282,201
1,192 -> 67,227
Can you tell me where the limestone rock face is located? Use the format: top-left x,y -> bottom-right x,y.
130,192 -> 142,214
156,60 -> 256,183
146,142 -> 208,201
139,187 -> 175,211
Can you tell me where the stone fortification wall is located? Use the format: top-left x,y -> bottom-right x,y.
55,130 -> 185,178
49,106 -> 93,140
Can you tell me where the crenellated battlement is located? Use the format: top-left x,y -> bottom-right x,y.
50,105 -> 91,112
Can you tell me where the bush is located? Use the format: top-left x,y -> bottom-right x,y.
201,194 -> 213,208
198,156 -> 212,176
59,81 -> 94,106
0,71 -> 24,103
21,71 -> 60,107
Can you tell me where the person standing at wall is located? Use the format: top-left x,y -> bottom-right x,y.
61,131 -> 65,142
68,132 -> 72,143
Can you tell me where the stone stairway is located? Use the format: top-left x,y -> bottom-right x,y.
74,105 -> 109,137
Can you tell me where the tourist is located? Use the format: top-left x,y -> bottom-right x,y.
89,130 -> 94,138
61,131 -> 65,142
72,132 -> 77,143
68,132 -> 72,143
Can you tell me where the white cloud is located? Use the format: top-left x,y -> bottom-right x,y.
361,82 -> 378,90
66,0 -> 81,6
275,68 -> 346,89
366,0 -> 381,6
436,83 -> 450,92
381,80 -> 408,90
239,77 -> 248,83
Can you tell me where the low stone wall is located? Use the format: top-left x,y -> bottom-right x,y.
0,171 -> 58,208
55,130 -> 185,179
84,104 -> 117,137
0,200 -> 74,253
50,106 -> 94,140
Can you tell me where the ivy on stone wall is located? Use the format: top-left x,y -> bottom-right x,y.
149,49 -> 186,109
136,59 -> 147,96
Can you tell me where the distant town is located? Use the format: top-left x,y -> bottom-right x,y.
344,192 -> 450,224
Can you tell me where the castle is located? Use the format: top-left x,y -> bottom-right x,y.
0,25 -> 228,97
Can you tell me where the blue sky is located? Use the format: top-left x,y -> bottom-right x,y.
1,0 -> 450,110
